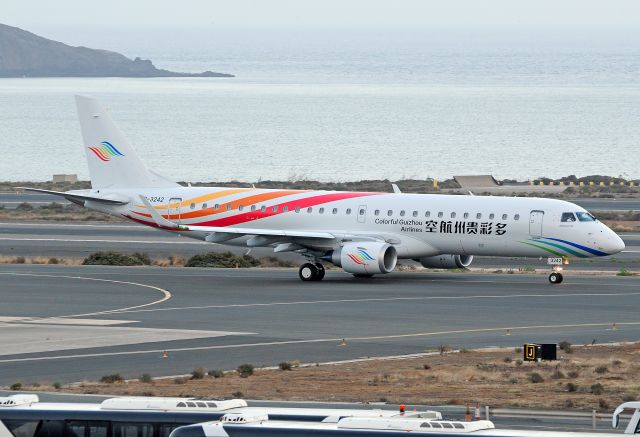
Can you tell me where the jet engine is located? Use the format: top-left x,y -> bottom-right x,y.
327,242 -> 397,275
419,254 -> 473,269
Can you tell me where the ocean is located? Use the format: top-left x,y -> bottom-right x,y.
1,29 -> 639,182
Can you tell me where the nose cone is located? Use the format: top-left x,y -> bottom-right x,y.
602,229 -> 626,254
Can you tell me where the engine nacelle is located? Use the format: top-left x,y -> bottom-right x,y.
419,254 -> 473,269
328,242 -> 397,275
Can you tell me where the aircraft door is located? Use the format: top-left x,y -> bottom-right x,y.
529,210 -> 544,238
168,198 -> 182,224
357,205 -> 367,223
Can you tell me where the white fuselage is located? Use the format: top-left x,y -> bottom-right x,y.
84,186 -> 625,260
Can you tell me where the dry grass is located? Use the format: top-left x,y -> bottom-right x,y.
37,343 -> 640,411
0,209 -> 122,222
0,256 -> 83,265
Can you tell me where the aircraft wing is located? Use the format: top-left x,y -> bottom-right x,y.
16,187 -> 129,205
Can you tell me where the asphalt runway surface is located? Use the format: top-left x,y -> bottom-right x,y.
1,221 -> 638,270
2,192 -> 640,210
1,264 -> 640,386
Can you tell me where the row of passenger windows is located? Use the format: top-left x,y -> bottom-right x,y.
188,202 -> 521,221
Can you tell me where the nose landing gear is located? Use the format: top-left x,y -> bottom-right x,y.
549,271 -> 563,284
547,257 -> 568,284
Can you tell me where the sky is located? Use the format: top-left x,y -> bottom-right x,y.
4,0 -> 640,32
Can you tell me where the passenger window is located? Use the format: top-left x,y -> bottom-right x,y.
283,206 -> 288,212
196,402 -> 207,407
346,208 -> 352,215
463,212 -> 469,219
438,212 -> 443,218
307,207 -> 313,213
190,203 -> 195,210
451,212 -> 456,218
88,422 -> 108,437
413,211 -> 418,217
332,208 -> 338,214
374,209 -> 380,216
250,205 -> 256,211
260,205 -> 266,212
3,420 -> 39,437
400,210 -> 405,216
387,210 -> 393,216
226,204 -> 232,211
476,213 -> 482,219
576,212 -> 596,222
214,204 -> 219,210
202,203 -> 207,209
514,214 -> 520,220
272,205 -> 278,212
425,211 -> 431,217
295,207 -> 300,213
186,402 -> 196,407
319,207 -> 324,214
489,213 -> 495,219
502,214 -> 507,220
561,212 -> 577,222
238,205 -> 244,211
177,402 -> 186,407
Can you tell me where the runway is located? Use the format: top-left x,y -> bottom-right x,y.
1,264 -> 639,385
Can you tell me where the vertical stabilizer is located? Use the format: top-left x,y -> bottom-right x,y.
75,95 -> 178,189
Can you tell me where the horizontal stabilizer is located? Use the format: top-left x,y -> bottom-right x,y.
16,187 -> 129,205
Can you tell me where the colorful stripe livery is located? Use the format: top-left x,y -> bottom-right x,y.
88,141 -> 125,162
521,237 -> 609,258
130,191 -> 380,229
347,247 -> 375,265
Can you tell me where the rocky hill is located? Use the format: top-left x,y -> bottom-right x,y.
0,23 -> 233,77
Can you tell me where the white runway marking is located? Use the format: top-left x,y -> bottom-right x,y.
0,317 -> 134,326
0,324 -> 252,356
112,290 -> 640,315
1,321 -> 639,363
0,272 -> 172,318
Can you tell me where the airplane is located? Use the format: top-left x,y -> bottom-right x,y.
20,96 -> 625,283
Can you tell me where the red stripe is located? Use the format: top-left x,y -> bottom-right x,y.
89,147 -> 109,161
194,192 -> 378,227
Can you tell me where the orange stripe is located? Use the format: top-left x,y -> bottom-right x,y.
172,190 -> 301,220
135,188 -> 251,210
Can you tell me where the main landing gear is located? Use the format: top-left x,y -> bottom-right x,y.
299,263 -> 325,281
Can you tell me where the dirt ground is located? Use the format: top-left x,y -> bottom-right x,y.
41,342 -> 640,412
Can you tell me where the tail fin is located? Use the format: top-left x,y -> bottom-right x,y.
75,95 -> 178,189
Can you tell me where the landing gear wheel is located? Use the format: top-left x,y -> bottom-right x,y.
549,272 -> 563,284
299,263 -> 318,281
314,263 -> 325,280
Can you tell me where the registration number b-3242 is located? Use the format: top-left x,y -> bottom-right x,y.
547,257 -> 563,265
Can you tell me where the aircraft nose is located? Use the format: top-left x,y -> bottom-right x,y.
603,230 -> 625,254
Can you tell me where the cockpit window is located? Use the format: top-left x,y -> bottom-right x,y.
576,211 -> 596,222
561,212 -> 577,222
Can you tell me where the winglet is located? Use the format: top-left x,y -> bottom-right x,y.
391,183 -> 401,194
138,195 -> 181,229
